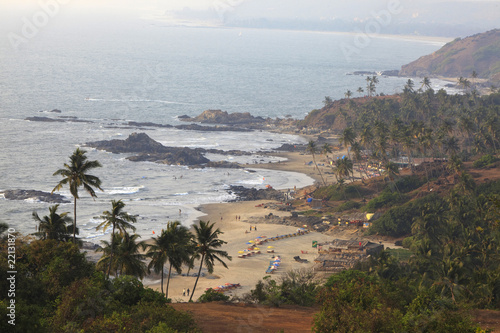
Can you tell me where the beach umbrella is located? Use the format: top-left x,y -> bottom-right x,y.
246,242 -> 252,244
238,251 -> 244,254
248,240 -> 255,243
254,247 -> 260,250
267,246 -> 274,249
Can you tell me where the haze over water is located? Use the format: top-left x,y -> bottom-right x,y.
0,18 -> 447,243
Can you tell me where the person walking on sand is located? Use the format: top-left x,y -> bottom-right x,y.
187,288 -> 190,296
183,288 -> 186,296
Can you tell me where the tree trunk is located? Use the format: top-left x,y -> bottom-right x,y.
189,253 -> 205,302
106,224 -> 115,278
312,154 -> 327,186
73,197 -> 77,243
160,264 -> 164,295
166,262 -> 172,299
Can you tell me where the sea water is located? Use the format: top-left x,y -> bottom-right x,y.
0,18 -> 447,243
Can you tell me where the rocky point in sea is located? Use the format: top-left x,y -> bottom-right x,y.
1,189 -> 70,203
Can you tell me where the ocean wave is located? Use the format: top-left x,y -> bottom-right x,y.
85,98 -> 193,105
107,186 -> 144,195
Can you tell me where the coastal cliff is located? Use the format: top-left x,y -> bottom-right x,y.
400,29 -> 500,84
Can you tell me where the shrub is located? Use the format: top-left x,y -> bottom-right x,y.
198,288 -> 230,303
368,193 -> 441,237
335,200 -> 362,212
395,175 -> 426,193
473,154 -> 498,168
363,189 -> 408,212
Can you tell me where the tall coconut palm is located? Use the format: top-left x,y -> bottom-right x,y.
340,127 -> 357,160
189,221 -> 231,302
97,200 -> 137,278
98,233 -> 146,278
344,90 -> 353,99
322,143 -> 333,165
146,221 -> 194,298
420,77 -> 431,91
306,140 -> 327,186
33,204 -> 73,241
383,161 -> 400,194
357,87 -> 364,97
52,148 -> 102,243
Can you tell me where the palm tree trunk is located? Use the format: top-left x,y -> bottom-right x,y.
73,197 -> 77,243
189,253 -> 205,302
312,154 -> 327,186
107,224 -> 115,278
160,264 -> 164,295
166,262 -> 173,299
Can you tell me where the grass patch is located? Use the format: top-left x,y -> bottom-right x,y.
386,248 -> 412,262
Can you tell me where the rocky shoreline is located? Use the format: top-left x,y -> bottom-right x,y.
1,189 -> 70,203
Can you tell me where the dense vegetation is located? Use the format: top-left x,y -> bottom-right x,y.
0,148 -> 232,332
1,82 -> 499,331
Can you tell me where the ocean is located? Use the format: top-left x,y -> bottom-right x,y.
0,18 -> 447,243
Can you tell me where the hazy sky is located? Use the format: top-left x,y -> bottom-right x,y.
1,0 -> 498,36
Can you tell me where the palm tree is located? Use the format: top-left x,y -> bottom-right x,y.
344,90 -> 353,99
52,148 -> 102,243
340,127 -> 357,160
405,79 -> 415,93
420,77 -> 431,91
97,200 -> 137,278
322,143 -> 333,165
33,204 -> 73,241
146,221 -> 194,298
323,96 -> 333,107
306,140 -> 327,186
382,161 -> 400,194
189,221 -> 231,302
98,233 -> 146,278
458,77 -> 471,93
357,87 -> 364,97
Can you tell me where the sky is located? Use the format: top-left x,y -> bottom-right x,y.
1,0 -> 499,37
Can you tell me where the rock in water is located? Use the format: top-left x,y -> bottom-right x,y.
1,189 -> 70,203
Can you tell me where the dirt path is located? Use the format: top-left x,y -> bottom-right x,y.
171,302 -> 318,333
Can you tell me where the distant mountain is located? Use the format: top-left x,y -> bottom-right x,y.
400,29 -> 500,84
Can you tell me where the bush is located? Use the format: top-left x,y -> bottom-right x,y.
245,269 -> 319,307
314,185 -> 368,201
335,200 -> 362,212
368,193 -> 441,237
363,189 -> 408,211
198,288 -> 230,303
395,175 -> 426,193
473,154 -> 498,168
314,270 -> 403,332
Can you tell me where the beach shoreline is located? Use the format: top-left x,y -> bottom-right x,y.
141,143 -> 373,302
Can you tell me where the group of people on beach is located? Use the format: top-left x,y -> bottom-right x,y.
182,288 -> 190,296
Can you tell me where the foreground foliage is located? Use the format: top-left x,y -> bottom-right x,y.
0,239 -> 199,332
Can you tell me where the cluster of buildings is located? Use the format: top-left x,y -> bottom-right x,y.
312,239 -> 384,273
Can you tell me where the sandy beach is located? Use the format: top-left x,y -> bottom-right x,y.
143,147 -> 372,302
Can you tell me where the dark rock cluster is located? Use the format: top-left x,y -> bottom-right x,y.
1,189 -> 70,203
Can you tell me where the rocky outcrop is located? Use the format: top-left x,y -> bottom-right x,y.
87,133 -> 211,165
228,185 -> 286,201
87,132 -> 168,154
25,116 -> 93,123
1,190 -> 70,203
180,110 -> 266,125
175,123 -> 252,132
126,149 -> 210,165
204,161 -> 242,169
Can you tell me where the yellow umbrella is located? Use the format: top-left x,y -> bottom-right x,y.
254,247 -> 260,250
267,246 -> 274,249
238,251 -> 244,254
248,240 -> 255,243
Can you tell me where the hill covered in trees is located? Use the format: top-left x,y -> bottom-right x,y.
400,29 -> 500,85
